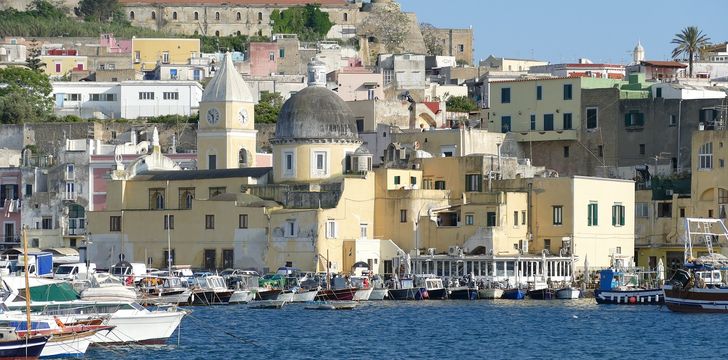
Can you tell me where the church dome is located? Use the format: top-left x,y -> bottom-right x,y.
273,86 -> 358,140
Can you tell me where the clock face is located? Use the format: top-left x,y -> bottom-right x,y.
206,108 -> 220,125
238,108 -> 248,125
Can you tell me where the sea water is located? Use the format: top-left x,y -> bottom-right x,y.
85,299 -> 728,359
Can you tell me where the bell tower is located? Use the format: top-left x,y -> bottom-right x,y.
197,52 -> 257,170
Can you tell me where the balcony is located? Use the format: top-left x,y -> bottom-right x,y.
62,192 -> 77,201
512,129 -> 578,142
67,227 -> 86,236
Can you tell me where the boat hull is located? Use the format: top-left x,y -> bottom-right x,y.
315,288 -> 357,301
593,289 -> 664,305
502,289 -> 525,300
85,310 -> 185,345
449,288 -> 478,300
249,300 -> 285,309
368,289 -> 388,301
139,289 -> 192,306
228,290 -> 255,304
40,330 -> 96,358
255,289 -> 282,301
664,286 -> 728,313
352,288 -> 373,301
427,288 -> 448,300
478,288 -> 504,299
388,288 -> 427,300
291,290 -> 318,303
0,336 -> 47,360
527,288 -> 555,300
555,287 -> 581,299
190,289 -> 234,305
276,292 -> 295,302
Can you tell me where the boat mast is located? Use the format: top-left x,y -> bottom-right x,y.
167,179 -> 172,276
22,226 -> 32,338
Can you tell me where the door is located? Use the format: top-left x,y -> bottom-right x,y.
203,249 -> 216,270
501,116 -> 511,133
222,249 -> 234,269
342,241 -> 355,273
3,223 -> 14,243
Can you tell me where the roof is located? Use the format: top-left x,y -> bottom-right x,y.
133,167 -> 272,181
274,86 -> 359,140
640,60 -> 687,68
3,248 -> 43,255
562,63 -> 624,69
202,52 -> 254,103
423,101 -> 441,114
42,248 -> 79,256
120,0 -> 347,4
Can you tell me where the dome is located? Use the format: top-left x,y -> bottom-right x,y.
274,86 -> 358,140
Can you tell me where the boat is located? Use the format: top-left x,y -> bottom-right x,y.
315,288 -> 357,301
593,265 -> 663,305
0,327 -> 47,360
555,287 -> 581,299
527,288 -> 555,300
277,290 -> 295,302
350,276 -> 374,301
304,301 -> 357,310
255,289 -> 282,301
138,276 -> 192,305
478,288 -> 504,299
228,290 -> 255,304
248,300 -> 285,309
352,288 -> 373,301
189,275 -> 235,305
501,288 -> 526,300
663,218 -> 728,313
369,288 -> 388,301
387,277 -> 427,300
291,289 -> 318,303
415,276 -> 447,300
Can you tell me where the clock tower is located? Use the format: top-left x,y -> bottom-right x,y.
197,52 -> 257,170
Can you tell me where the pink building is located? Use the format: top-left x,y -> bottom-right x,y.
99,34 -> 132,54
249,42 -> 278,76
328,67 -> 383,101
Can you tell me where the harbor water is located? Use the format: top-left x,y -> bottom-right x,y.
86,300 -> 728,359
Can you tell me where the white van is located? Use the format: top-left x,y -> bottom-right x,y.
110,262 -> 147,284
54,263 -> 97,281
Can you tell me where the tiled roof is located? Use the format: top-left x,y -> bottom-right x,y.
640,60 -> 687,68
134,167 -> 272,181
423,101 -> 440,114
563,63 -> 624,68
119,0 -> 347,5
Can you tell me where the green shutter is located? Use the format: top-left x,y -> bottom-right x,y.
637,113 -> 645,126
620,206 -> 625,225
624,113 -> 631,126
594,205 -> 598,225
612,206 -> 616,226
588,204 -> 592,226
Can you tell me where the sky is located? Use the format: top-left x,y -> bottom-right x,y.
398,0 -> 728,64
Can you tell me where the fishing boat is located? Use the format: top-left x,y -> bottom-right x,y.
189,275 -> 235,305
291,289 -> 318,303
255,288 -> 282,301
527,287 -> 555,300
478,288 -> 504,299
138,276 -> 192,305
315,288 -> 357,301
350,277 -> 374,301
555,287 -> 581,299
228,290 -> 255,304
448,287 -> 478,300
367,275 -> 388,300
0,327 -> 47,360
593,268 -> 663,305
387,277 -> 427,300
663,218 -> 728,313
415,276 -> 447,300
501,288 -> 526,300
304,301 -> 357,310
248,300 -> 285,309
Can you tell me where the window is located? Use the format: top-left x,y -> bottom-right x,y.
655,87 -> 662,98
722,159 -> 726,168
343,12 -> 348,22
151,11 -> 156,20
563,84 -> 573,100
179,188 -> 194,209
458,44 -> 465,52
313,151 -> 327,176
360,223 -> 367,239
215,12 -> 220,20
616,247 -> 622,254
205,215 -> 215,229
410,177 -> 417,186
215,31 -> 220,37
279,48 -> 285,58
680,207 -> 686,218
149,188 -> 165,210
536,85 -> 542,100
543,114 -> 554,131
172,11 -> 177,20
588,202 -> 598,226
521,211 -> 526,225
64,93 -> 81,101
486,212 -> 496,227
669,114 -> 677,127
90,93 -> 115,101
639,144 -> 645,155
513,211 -> 518,226
563,113 -> 572,130
544,239 -> 551,252
465,214 -> 474,225
625,111 -> 645,127
552,206 -> 563,225
285,220 -> 296,237
465,174 -> 482,192
161,51 -> 170,64
134,51 -> 140,63
238,148 -> 248,167
393,176 -> 401,185
25,184 -> 32,197
41,217 -> 53,230
164,215 -> 174,230
501,87 -> 510,103
110,216 -> 121,231
501,116 -> 511,133
139,92 -> 154,100
129,11 -> 134,20
434,180 -> 446,190
239,214 -> 248,229
635,203 -> 648,217
612,204 -> 625,226
163,92 -> 178,100
194,11 -> 199,20
209,187 -> 226,198
699,142 -> 713,170
530,114 -> 536,130
237,12 -> 241,20
326,220 -> 337,239
586,107 -> 598,129
563,146 -> 569,158
257,12 -> 263,23
658,202 -> 672,218
400,209 -> 407,223
208,154 -> 217,170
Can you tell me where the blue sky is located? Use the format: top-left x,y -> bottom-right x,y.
398,0 -> 728,64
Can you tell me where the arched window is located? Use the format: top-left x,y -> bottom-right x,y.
149,189 -> 165,210
215,12 -> 220,21
129,11 -> 135,20
257,12 -> 263,23
343,13 -> 348,22
179,188 -> 195,210
237,31 -> 241,36
236,12 -> 241,21
151,11 -> 156,20
172,11 -> 177,20
239,148 -> 248,167
194,11 -> 199,20
215,31 -> 220,37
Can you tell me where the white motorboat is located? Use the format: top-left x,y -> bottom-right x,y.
352,288 -> 373,301
277,291 -> 295,302
291,289 -> 318,303
138,276 -> 192,305
478,288 -> 504,299
555,287 -> 581,299
229,290 -> 254,304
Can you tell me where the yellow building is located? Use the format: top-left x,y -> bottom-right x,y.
41,55 -> 88,79
87,60 -> 400,274
131,38 -> 200,72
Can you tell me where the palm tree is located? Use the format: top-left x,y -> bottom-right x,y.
671,26 -> 710,78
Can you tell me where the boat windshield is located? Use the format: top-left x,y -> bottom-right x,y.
55,266 -> 75,275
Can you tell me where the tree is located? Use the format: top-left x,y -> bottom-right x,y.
420,23 -> 444,56
671,26 -> 710,78
0,67 -> 53,123
75,0 -> 120,22
446,96 -> 478,113
359,2 -> 409,53
254,92 -> 283,123
26,39 -> 45,72
270,4 -> 332,42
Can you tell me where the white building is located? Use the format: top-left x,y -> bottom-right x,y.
52,81 -> 203,119
377,54 -> 426,90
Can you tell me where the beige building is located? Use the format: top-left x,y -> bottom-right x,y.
131,38 -> 200,72
480,56 -> 548,72
431,28 -> 474,65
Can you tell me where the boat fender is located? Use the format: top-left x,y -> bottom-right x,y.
628,296 -> 637,304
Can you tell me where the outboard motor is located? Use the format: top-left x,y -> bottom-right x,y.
668,268 -> 691,289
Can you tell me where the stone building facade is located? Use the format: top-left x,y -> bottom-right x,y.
431,28 -> 473,65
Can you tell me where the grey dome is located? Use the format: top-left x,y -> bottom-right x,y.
274,86 -> 358,140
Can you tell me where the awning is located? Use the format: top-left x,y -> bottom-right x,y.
42,248 -> 79,256
2,248 -> 43,255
